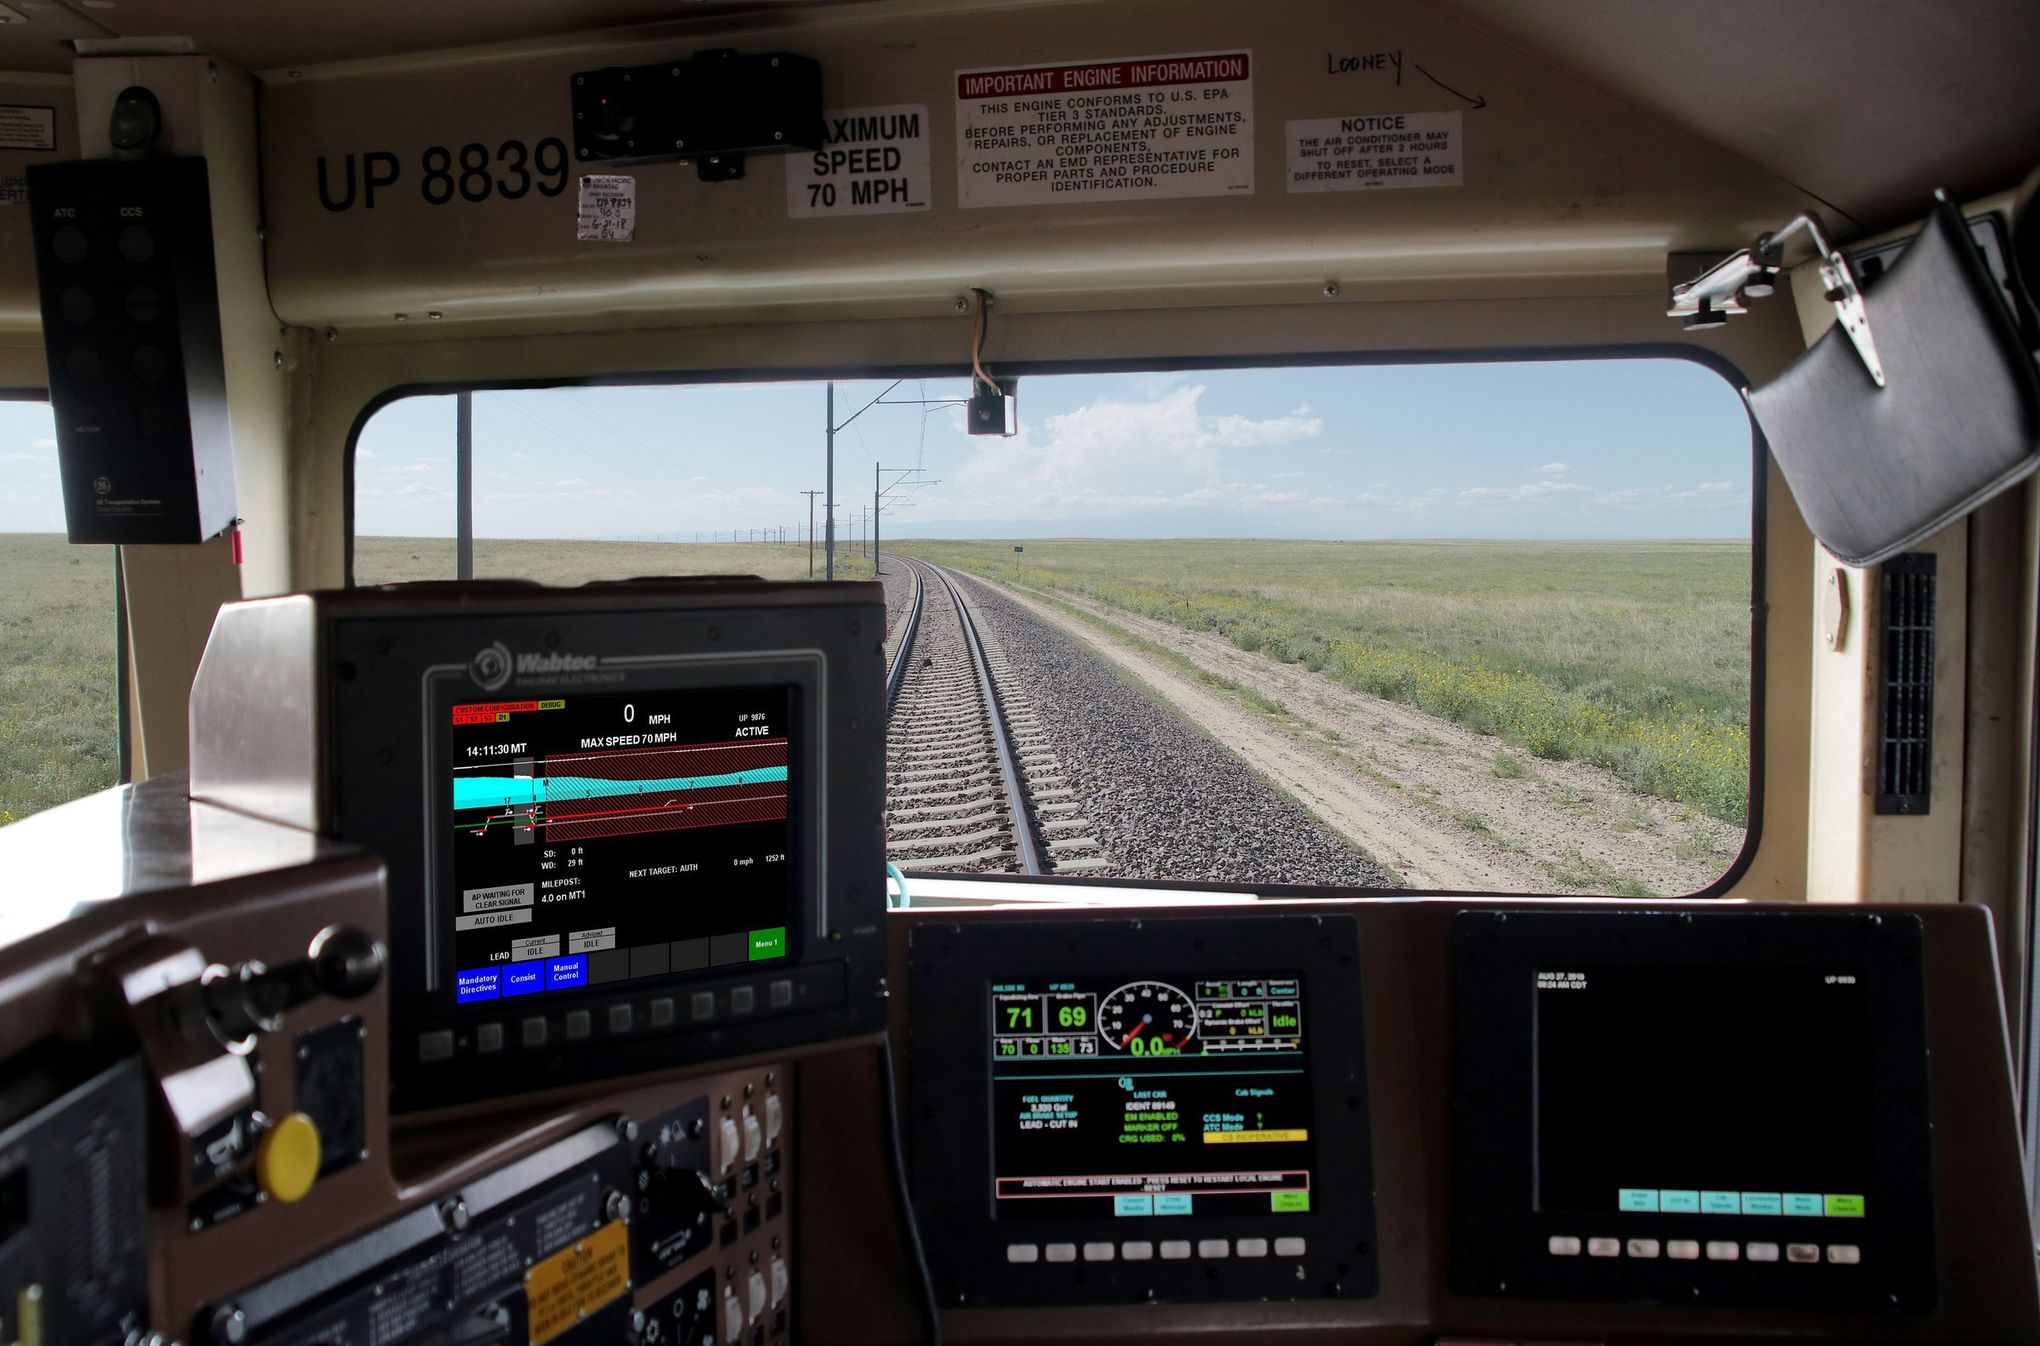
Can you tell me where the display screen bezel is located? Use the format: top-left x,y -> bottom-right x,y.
422,652 -> 824,1007
908,914 -> 1378,1308
1451,908 -> 1935,1314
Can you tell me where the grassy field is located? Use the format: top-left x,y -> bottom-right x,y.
0,534 -> 119,824
354,536 -> 823,586
1,532 -> 1749,833
895,538 -> 1753,825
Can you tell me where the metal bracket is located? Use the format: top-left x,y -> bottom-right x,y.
1669,211 -> 1885,387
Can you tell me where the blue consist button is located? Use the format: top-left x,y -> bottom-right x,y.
1659,1190 -> 1700,1213
1618,1188 -> 1659,1212
455,968 -> 500,1003
1783,1192 -> 1823,1217
1741,1192 -> 1782,1215
502,962 -> 546,997
1702,1191 -> 1741,1215
1154,1194 -> 1194,1216
1115,1195 -> 1154,1217
547,955 -> 588,990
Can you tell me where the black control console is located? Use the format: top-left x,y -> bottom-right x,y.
189,581 -> 888,1114
908,914 -> 1378,1307
1451,908 -> 1936,1313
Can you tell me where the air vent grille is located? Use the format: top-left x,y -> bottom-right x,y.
1875,553 -> 1936,815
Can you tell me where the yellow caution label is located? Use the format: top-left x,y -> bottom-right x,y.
525,1219 -> 630,1346
1202,1129 -> 1309,1144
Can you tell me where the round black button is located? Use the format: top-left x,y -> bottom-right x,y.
131,345 -> 168,382
124,285 -> 162,324
51,224 -> 87,265
63,345 -> 101,383
118,224 -> 154,264
58,286 -> 93,325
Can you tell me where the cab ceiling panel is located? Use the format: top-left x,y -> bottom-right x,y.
258,0 -> 1819,330
0,0 -> 883,73
1438,0 -> 2040,230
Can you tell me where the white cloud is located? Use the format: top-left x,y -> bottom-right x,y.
30,437 -> 55,450
931,384 -> 1325,521
0,451 -> 39,461
1534,461 -> 1571,476
356,448 -> 379,460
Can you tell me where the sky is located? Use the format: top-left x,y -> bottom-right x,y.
0,360 -> 1756,539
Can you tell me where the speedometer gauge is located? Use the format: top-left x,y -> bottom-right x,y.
1099,981 -> 1197,1053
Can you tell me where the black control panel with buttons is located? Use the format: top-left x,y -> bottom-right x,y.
27,156 -> 234,544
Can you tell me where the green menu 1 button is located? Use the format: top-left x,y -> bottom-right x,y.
749,926 -> 788,960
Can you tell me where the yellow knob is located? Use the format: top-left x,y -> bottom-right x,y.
255,1112 -> 322,1203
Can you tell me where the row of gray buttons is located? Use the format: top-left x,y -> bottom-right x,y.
418,977 -> 800,1061
1008,1237 -> 1307,1264
1550,1235 -> 1860,1264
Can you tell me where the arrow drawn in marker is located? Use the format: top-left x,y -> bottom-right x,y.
1414,64 -> 1487,108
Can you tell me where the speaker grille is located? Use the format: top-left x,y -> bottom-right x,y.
1875,553 -> 1937,815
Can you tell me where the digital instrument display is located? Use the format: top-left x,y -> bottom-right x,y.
1452,909 -> 1936,1314
988,974 -> 1315,1222
444,686 -> 794,1006
1536,966 -> 1873,1219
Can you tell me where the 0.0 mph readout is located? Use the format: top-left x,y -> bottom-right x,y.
1098,980 -> 1198,1055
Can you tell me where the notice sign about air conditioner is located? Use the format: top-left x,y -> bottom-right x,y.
786,105 -> 931,218
955,51 -> 1254,209
1285,112 -> 1463,192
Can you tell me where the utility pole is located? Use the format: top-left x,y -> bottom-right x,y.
800,490 -> 821,577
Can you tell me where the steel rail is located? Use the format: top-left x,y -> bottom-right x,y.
914,558 -> 1047,876
884,559 -> 924,711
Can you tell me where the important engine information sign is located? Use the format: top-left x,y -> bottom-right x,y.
787,104 -> 930,217
1285,112 -> 1463,192
956,51 -> 1253,208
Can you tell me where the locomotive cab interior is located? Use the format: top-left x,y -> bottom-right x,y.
1,3 -> 2040,1345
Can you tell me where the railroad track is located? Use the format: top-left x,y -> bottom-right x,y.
882,557 -> 1108,874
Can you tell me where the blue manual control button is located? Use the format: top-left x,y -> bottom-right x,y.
547,955 -> 588,990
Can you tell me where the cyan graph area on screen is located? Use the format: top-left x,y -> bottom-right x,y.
453,765 -> 788,812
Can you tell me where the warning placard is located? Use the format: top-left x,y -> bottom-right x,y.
787,104 -> 931,218
525,1219 -> 630,1346
1286,112 -> 1462,192
956,50 -> 1253,208
0,107 -> 53,152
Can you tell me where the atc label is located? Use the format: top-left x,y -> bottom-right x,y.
786,104 -> 930,217
956,50 -> 1253,208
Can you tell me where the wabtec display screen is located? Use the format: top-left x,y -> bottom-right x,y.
444,685 -> 793,1006
988,973 -> 1315,1221
1536,966 -> 1873,1219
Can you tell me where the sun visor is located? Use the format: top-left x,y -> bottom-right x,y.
1745,196 -> 2040,567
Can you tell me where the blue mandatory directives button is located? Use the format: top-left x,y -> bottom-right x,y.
1783,1192 -> 1824,1217
1701,1191 -> 1741,1215
1154,1194 -> 1194,1216
502,962 -> 547,997
1659,1190 -> 1701,1213
547,955 -> 588,990
1618,1188 -> 1659,1212
1741,1192 -> 1782,1216
1115,1195 -> 1154,1217
455,968 -> 500,1003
